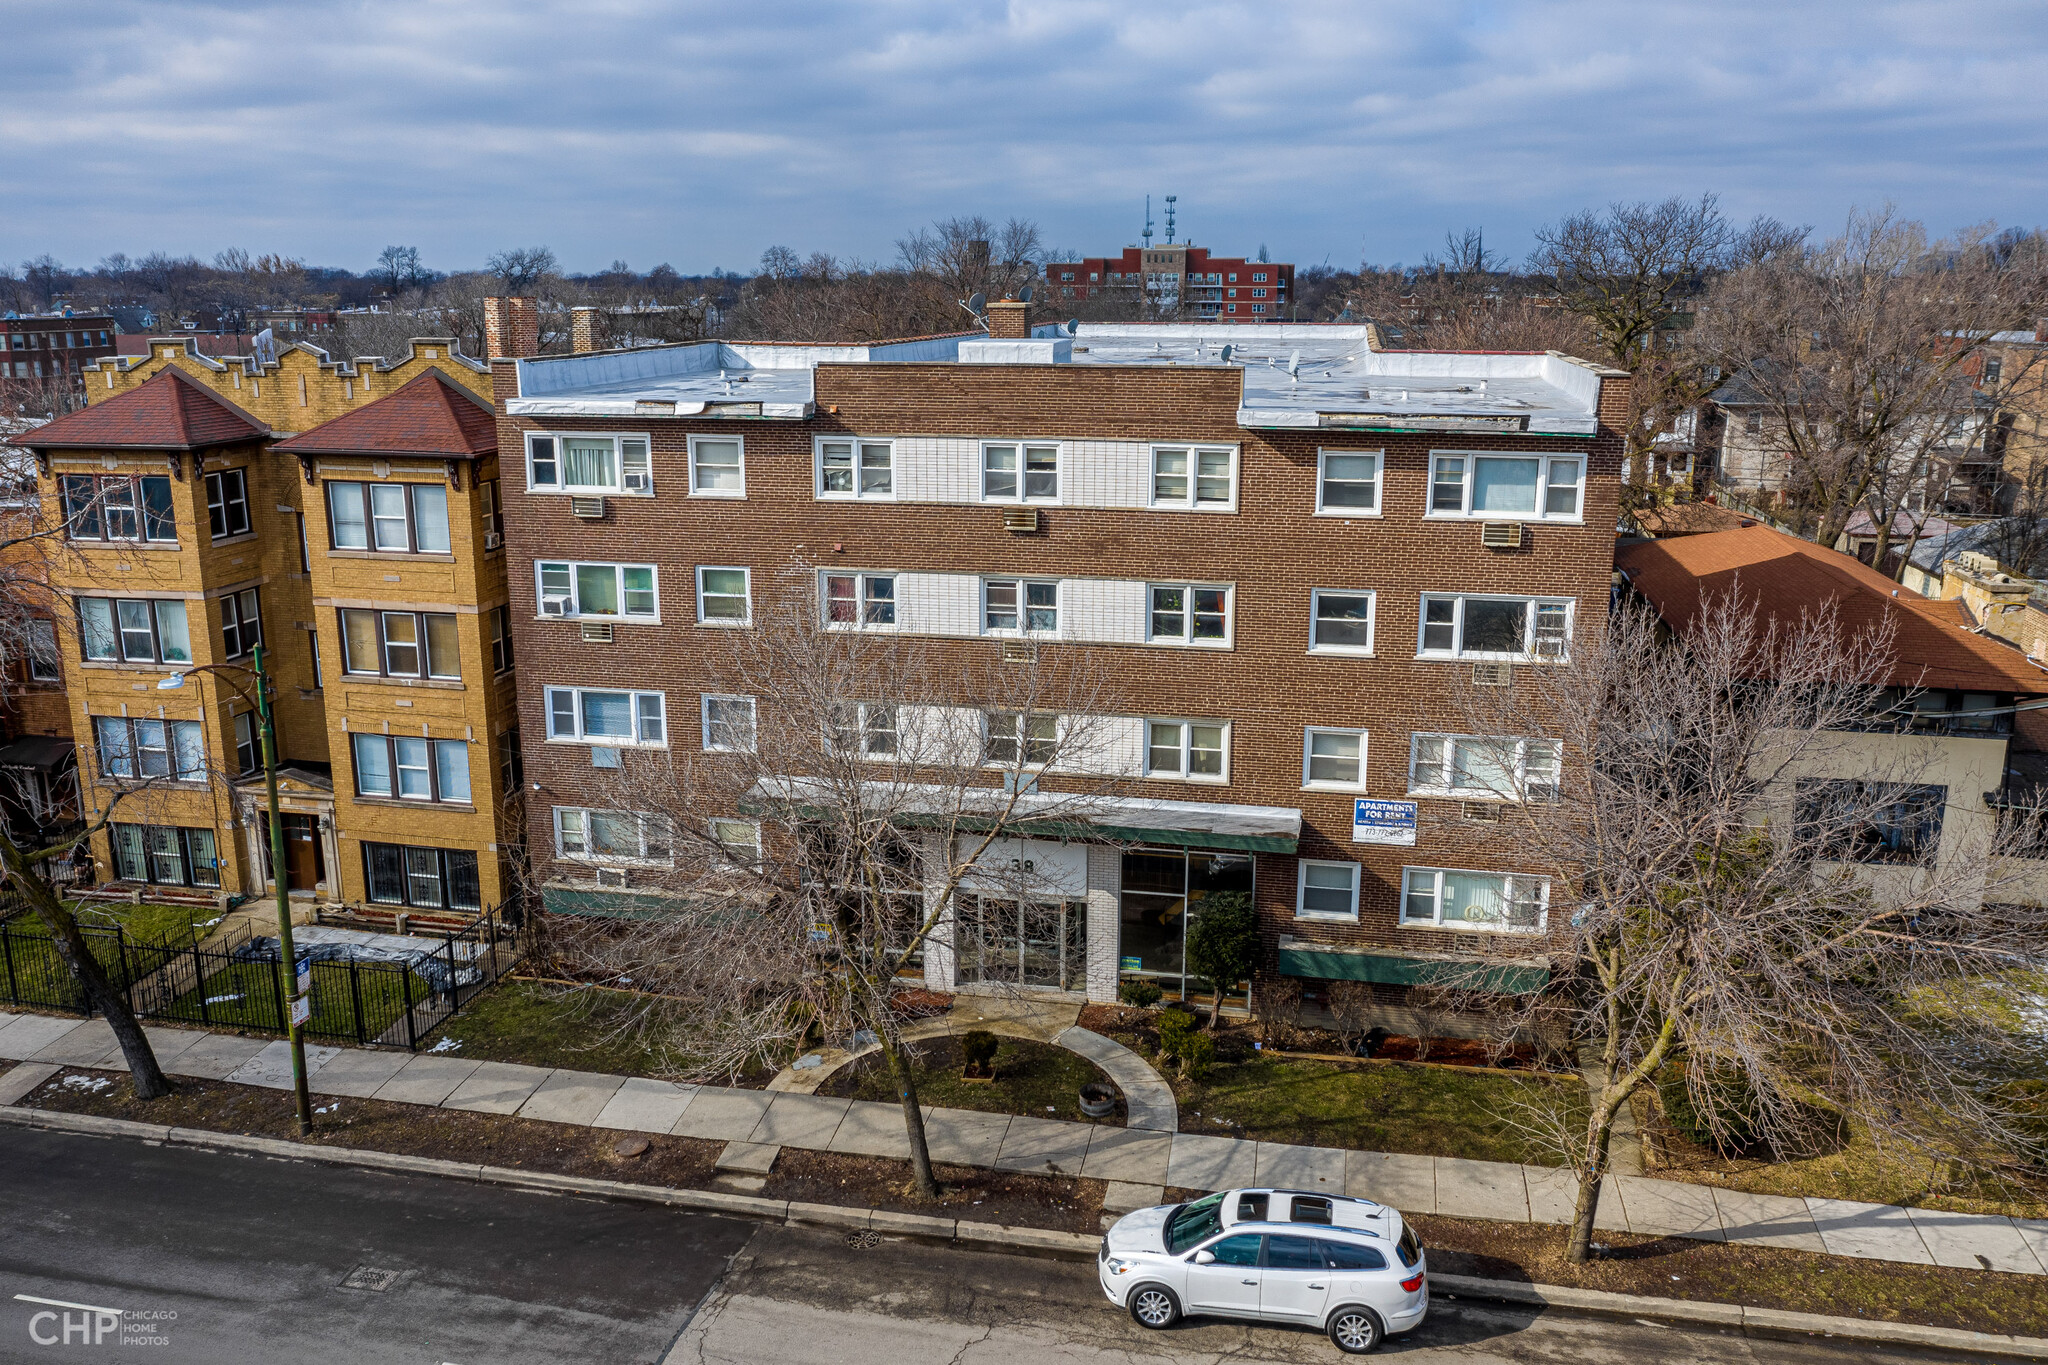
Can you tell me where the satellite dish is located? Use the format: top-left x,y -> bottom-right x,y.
1287,349 -> 1302,381
1063,319 -> 1078,336
967,292 -> 987,314
1219,344 -> 1233,363
1017,285 -> 1034,304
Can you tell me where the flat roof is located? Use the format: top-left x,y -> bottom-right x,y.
505,323 -> 1618,435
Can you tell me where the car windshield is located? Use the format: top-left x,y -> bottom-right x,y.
1165,1192 -> 1227,1254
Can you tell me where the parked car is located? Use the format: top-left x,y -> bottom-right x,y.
1097,1187 -> 1426,1353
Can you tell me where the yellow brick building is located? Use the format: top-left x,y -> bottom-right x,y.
7,337 -> 520,918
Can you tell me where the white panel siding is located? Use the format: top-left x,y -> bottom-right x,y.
895,437 -> 982,504
1062,577 -> 1150,644
1061,714 -> 1146,777
1064,441 -> 1153,509
888,437 -> 1160,510
898,704 -> 984,766
897,572 -> 981,636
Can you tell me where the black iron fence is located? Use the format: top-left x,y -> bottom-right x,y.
0,900 -> 519,1051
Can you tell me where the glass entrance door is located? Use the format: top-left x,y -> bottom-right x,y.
1117,848 -> 1255,1003
956,897 -> 1087,991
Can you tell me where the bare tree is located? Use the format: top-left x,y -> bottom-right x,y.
1439,589 -> 2048,1262
375,246 -> 426,295
485,246 -> 559,296
550,569 -> 1129,1197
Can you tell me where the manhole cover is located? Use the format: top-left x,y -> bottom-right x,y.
341,1265 -> 404,1292
844,1229 -> 882,1250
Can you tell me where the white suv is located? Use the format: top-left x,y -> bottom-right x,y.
1097,1188 -> 1426,1353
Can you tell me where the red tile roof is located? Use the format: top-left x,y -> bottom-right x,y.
6,368 -> 268,451
1616,523 -> 2048,694
273,370 -> 496,459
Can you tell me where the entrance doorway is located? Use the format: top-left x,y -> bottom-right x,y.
954,896 -> 1088,991
281,813 -> 325,891
1118,848 -> 1254,1003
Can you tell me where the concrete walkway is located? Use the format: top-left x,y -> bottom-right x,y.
5,1007 -> 2044,1277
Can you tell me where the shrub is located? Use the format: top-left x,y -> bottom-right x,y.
1178,1032 -> 1216,1080
1156,1006 -> 1199,1062
960,1029 -> 1001,1074
1184,891 -> 1258,1028
1118,978 -> 1164,1009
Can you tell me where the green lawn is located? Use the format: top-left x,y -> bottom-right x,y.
819,1035 -> 1121,1124
415,978 -> 708,1077
5,902 -> 225,948
161,960 -> 429,1043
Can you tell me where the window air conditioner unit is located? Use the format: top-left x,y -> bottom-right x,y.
1001,641 -> 1035,664
1480,521 -> 1523,549
1002,507 -> 1041,533
622,469 -> 650,493
580,620 -> 614,643
1472,661 -> 1513,687
1461,801 -> 1502,823
570,495 -> 607,519
540,595 -> 570,617
483,531 -> 503,551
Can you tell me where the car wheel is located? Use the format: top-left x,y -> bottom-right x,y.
1326,1305 -> 1384,1354
1127,1284 -> 1180,1330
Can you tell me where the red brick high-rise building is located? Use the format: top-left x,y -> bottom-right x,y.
1044,246 -> 1295,321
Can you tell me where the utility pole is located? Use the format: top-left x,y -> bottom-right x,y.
254,644 -> 314,1136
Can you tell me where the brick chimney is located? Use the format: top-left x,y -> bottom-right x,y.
2035,316 -> 2047,344
484,296 -> 539,359
986,298 -> 1029,340
571,307 -> 599,354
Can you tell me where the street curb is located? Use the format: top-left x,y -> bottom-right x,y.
1431,1273 -> 2048,1360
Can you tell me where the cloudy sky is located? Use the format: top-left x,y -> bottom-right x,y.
4,0 -> 2046,276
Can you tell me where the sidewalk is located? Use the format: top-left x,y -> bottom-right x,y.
4,1007 -> 2044,1277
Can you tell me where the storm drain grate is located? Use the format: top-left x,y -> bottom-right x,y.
341,1265 -> 404,1292
844,1229 -> 883,1250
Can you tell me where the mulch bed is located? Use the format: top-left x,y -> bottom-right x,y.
767,1147 -> 1102,1233
1077,1004 -> 1567,1073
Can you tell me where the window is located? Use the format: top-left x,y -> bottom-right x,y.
1319,1240 -> 1388,1271
488,605 -> 515,674
307,629 -> 322,689
110,824 -> 219,888
363,842 -> 480,911
554,807 -> 674,864
525,433 -> 653,495
1148,583 -> 1231,646
545,687 -> 667,745
1297,860 -> 1360,920
827,702 -> 900,757
78,597 -> 191,665
60,474 -> 175,543
1252,272 -> 1268,283
1316,450 -> 1380,514
710,818 -> 762,867
1402,867 -> 1549,930
1743,411 -> 1763,435
817,438 -> 893,498
696,567 -> 751,625
983,579 -> 1058,635
985,712 -> 1056,765
219,588 -> 261,660
478,478 -> 503,544
497,727 -> 523,791
1427,453 -> 1584,520
981,442 -> 1059,502
536,561 -> 658,620
94,716 -> 205,781
1796,780 -> 1947,864
1409,733 -> 1561,801
1151,446 -> 1236,509
1418,594 -> 1572,661
204,468 -> 250,539
234,711 -> 258,775
325,481 -> 451,553
351,732 -> 472,803
26,620 -> 58,682
689,435 -> 744,496
823,572 -> 896,628
701,694 -> 757,752
1303,728 -> 1367,789
1146,720 -> 1226,782
1309,590 -> 1375,654
1983,357 -> 2003,386
339,609 -> 460,679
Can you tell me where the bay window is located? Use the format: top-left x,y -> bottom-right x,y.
60,474 -> 175,544
351,732 -> 472,803
326,480 -> 450,553
79,597 -> 191,665
205,468 -> 251,539
339,609 -> 460,679
220,588 -> 262,660
94,716 -> 204,781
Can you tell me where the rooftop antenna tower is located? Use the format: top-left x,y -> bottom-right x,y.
1164,195 -> 1177,244
1142,195 -> 1153,248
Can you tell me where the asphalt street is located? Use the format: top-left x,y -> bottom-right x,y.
0,1125 -> 1999,1364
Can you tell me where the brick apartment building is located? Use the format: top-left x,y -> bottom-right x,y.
488,298 -> 1627,1015
6,335 -> 522,918
2,313 -> 117,396
1044,246 -> 1295,321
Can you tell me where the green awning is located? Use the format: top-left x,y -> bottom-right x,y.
541,885 -> 684,919
1278,945 -> 1550,996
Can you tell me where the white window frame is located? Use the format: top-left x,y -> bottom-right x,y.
688,434 -> 746,499
820,571 -> 898,630
983,711 -> 1058,768
814,436 -> 895,500
1408,733 -> 1563,802
523,431 -> 654,496
535,561 -> 660,621
1315,449 -> 1382,517
1308,589 -> 1376,656
1296,859 -> 1360,922
709,817 -> 763,868
1146,582 -> 1233,648
827,702 -> 900,758
544,686 -> 668,747
700,694 -> 758,753
981,578 -> 1060,637
695,566 -> 752,626
1148,444 -> 1238,512
1143,718 -> 1229,784
978,440 -> 1062,504
1416,593 -> 1574,662
1425,451 -> 1586,522
1401,866 -> 1550,932
1302,726 -> 1369,791
554,807 -> 674,864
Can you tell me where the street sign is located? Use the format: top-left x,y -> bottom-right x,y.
290,994 -> 311,1027
295,956 -> 313,994
1352,798 -> 1418,846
